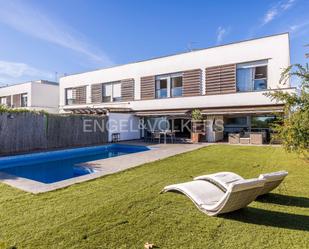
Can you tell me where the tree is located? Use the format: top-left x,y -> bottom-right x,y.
266,63 -> 309,158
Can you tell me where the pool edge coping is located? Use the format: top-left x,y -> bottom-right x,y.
0,143 -> 207,194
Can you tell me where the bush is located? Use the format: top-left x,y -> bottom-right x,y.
266,64 -> 309,159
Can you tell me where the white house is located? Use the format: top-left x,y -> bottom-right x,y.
0,80 -> 59,113
59,33 -> 295,142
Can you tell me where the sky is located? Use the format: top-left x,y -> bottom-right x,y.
0,0 -> 308,86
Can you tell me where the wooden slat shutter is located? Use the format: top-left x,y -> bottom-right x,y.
91,83 -> 103,103
121,78 -> 135,101
6,96 -> 11,107
12,94 -> 21,107
182,69 -> 202,97
205,64 -> 236,95
74,86 -> 87,104
141,76 -> 155,100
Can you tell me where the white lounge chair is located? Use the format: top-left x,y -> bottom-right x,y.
194,171 -> 288,196
162,178 -> 265,216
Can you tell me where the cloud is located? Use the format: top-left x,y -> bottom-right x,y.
289,20 -> 309,32
263,9 -> 278,25
0,0 -> 113,66
262,0 -> 296,25
281,0 -> 296,10
0,60 -> 53,83
216,26 -> 229,45
288,20 -> 309,38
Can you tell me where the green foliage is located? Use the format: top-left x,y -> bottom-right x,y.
0,104 -> 47,115
0,145 -> 308,248
266,64 -> 309,158
191,109 -> 203,121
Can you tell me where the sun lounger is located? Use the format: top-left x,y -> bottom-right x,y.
162,178 -> 265,216
194,171 -> 288,195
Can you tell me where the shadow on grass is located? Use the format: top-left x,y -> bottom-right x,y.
221,207 -> 309,231
256,193 -> 309,208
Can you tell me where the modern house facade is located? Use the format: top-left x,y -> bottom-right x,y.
59,33 -> 295,142
0,80 -> 59,113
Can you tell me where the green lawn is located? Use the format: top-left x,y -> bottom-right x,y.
0,145 -> 308,249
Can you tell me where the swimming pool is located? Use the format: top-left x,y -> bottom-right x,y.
0,144 -> 149,184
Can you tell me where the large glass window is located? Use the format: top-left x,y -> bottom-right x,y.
102,82 -> 122,102
156,78 -> 168,99
155,73 -> 183,99
112,82 -> 122,102
236,60 -> 267,92
103,84 -> 112,102
254,66 -> 267,90
65,88 -> 75,105
225,116 -> 248,126
0,97 -> 7,106
171,76 -> 183,97
21,93 -> 28,107
251,116 -> 276,128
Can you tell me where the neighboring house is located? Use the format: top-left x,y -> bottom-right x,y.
59,33 -> 295,142
0,80 -> 59,113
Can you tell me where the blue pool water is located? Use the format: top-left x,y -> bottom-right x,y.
0,144 -> 149,184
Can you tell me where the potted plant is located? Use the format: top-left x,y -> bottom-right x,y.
191,109 -> 204,143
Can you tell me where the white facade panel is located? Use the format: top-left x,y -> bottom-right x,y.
108,113 -> 140,142
0,81 -> 59,113
59,33 -> 291,110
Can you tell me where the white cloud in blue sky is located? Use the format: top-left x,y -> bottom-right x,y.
216,26 -> 229,45
0,0 -> 114,67
262,0 -> 296,25
0,0 -> 307,84
0,60 -> 53,84
289,20 -> 309,37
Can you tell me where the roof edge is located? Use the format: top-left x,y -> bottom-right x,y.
61,32 -> 290,79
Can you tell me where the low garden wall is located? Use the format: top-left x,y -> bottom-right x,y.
0,112 -> 108,155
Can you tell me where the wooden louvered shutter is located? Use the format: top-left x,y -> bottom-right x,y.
6,96 -> 11,107
74,86 -> 87,104
141,76 -> 155,100
13,94 -> 21,107
121,78 -> 135,101
205,64 -> 236,95
182,69 -> 202,96
91,83 -> 102,103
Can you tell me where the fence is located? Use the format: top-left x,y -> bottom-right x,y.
0,112 -> 108,155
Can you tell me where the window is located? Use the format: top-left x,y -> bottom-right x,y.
155,73 -> 183,99
112,82 -> 121,102
225,116 -> 248,126
21,93 -> 28,107
171,76 -> 183,97
102,84 -> 112,102
254,66 -> 267,90
102,82 -> 122,102
236,60 -> 267,92
251,116 -> 276,128
155,78 -> 168,99
65,88 -> 74,105
0,97 -> 7,106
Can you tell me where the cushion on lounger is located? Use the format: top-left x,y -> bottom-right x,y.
259,171 -> 288,182
229,178 -> 266,192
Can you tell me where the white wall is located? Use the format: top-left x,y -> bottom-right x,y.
31,82 -> 59,113
108,113 -> 140,142
61,88 -> 295,113
206,116 -> 224,142
0,81 -> 59,113
0,82 -> 32,105
130,88 -> 295,111
59,33 -> 291,111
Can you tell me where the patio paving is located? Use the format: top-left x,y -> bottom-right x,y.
0,141 -> 207,194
